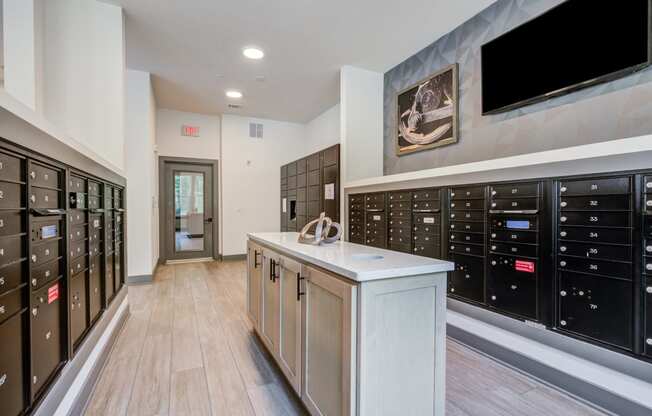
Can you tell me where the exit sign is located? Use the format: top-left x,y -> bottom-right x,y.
181,125 -> 200,137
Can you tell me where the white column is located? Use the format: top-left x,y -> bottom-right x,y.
3,0 -> 38,110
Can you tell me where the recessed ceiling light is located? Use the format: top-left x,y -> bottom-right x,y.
243,47 -> 264,60
226,90 -> 243,99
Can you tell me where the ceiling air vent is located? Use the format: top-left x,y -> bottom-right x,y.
249,122 -> 263,139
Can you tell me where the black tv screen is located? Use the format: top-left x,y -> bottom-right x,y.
481,0 -> 651,115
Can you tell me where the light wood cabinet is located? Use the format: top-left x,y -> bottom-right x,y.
278,256 -> 303,394
302,265 -> 356,416
260,249 -> 280,354
246,241 -> 263,327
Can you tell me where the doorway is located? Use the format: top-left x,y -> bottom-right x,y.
159,157 -> 219,263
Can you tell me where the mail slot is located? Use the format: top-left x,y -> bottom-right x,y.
450,186 -> 485,200
389,191 -> 411,201
28,163 -> 60,189
558,242 -> 631,262
412,189 -> 440,201
0,211 -> 23,237
413,223 -> 438,234
559,227 -> 630,245
68,210 -> 86,226
0,235 -> 25,266
69,176 -> 86,192
69,192 -> 86,209
69,224 -> 87,242
449,232 -> 484,245
0,261 -> 24,296
389,200 -> 410,210
449,221 -> 484,233
31,279 -> 64,398
70,272 -> 88,346
490,198 -> 538,211
0,310 -> 26,416
0,151 -> 23,183
559,177 -> 630,196
30,238 -> 59,267
448,254 -> 484,303
488,255 -> 537,319
490,229 -> 537,244
557,272 -> 632,350
30,260 -> 60,290
560,195 -> 630,211
413,243 -> 440,259
558,211 -> 630,227
69,239 -> 87,259
389,218 -> 412,228
490,242 -> 537,258
449,243 -> 484,257
558,256 -> 631,279
450,210 -> 484,222
414,213 -> 440,226
450,199 -> 484,211
490,183 -> 539,198
0,287 -> 24,324
388,210 -> 410,219
413,200 -> 440,211
29,187 -> 59,209
0,182 -> 23,209
89,257 -> 102,322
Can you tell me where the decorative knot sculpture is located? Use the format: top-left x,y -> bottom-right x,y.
297,212 -> 342,245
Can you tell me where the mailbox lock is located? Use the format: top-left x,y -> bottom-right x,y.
45,249 -> 50,256
31,254 -> 37,263
647,246 -> 652,253
491,261 -> 497,266
560,186 -> 567,193
646,264 -> 652,271
560,201 -> 567,208
560,231 -> 567,237
32,279 -> 37,286
0,373 -> 6,387
560,291 -> 567,297
0,277 -> 4,286
33,376 -> 38,385
450,246 -> 455,250
491,203 -> 497,208
46,331 -> 51,340
648,200 -> 652,207
491,190 -> 497,196
491,233 -> 496,238
491,295 -> 497,301
560,261 -> 567,267
450,288 -> 455,293
510,285 -> 517,290
30,195 -> 36,203
0,306 -> 5,315
491,245 -> 496,250
32,307 -> 38,316
647,339 -> 652,346
560,246 -> 567,252
560,216 -> 567,223
647,182 -> 652,189
560,320 -> 567,326
646,286 -> 652,294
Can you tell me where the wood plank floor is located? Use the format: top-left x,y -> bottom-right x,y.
85,260 -> 606,416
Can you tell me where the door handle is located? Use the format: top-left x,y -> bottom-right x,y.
297,273 -> 305,301
204,218 -> 213,223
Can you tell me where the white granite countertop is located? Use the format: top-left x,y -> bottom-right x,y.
248,232 -> 454,282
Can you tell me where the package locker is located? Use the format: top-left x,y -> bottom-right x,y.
411,189 -> 441,258
348,194 -> 365,244
388,191 -> 412,253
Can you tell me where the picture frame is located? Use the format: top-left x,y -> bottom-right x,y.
395,63 -> 459,156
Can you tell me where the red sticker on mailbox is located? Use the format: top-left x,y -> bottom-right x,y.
48,284 -> 59,304
515,260 -> 535,273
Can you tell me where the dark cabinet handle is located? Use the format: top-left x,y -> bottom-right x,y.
297,273 -> 305,301
254,250 -> 260,268
204,217 -> 213,223
269,259 -> 274,281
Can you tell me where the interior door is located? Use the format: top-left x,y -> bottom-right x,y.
164,162 -> 214,261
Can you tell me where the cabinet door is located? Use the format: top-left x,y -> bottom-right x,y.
247,241 -> 263,328
278,255 -> 303,394
302,266 -> 356,416
260,250 -> 280,355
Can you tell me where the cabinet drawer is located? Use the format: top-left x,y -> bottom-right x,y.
560,177 -> 630,196
0,212 -> 23,237
560,227 -> 630,245
559,242 -> 631,262
69,255 -> 88,275
31,280 -> 64,397
449,242 -> 484,256
414,213 -> 440,226
0,287 -> 24,324
450,210 -> 484,222
448,254 -> 484,302
69,224 -> 87,242
560,195 -> 630,211
388,191 -> 411,202
449,221 -> 484,233
388,200 -> 410,210
413,223 -> 438,234
389,242 -> 411,254
28,163 -> 60,189
490,198 -> 538,211
70,272 -> 87,345
412,200 -> 439,212
559,212 -> 630,227
413,233 -> 439,244
0,182 -> 23,209
559,256 -> 631,279
0,310 -> 26,416
69,210 -> 86,226
558,272 -> 632,349
412,188 -> 439,201
0,261 -> 24,296
30,258 -> 60,289
413,243 -> 440,258
388,210 -> 410,219
0,152 -> 22,183
490,182 -> 539,198
69,176 -> 86,192
450,199 -> 483,210
69,239 -> 87,259
388,218 -> 411,228
0,235 -> 25,266
490,229 -> 537,244
450,186 -> 484,200
490,242 -> 536,258
450,232 -> 484,245
388,235 -> 411,245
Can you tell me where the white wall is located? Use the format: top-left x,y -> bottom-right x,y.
2,0 -> 37,109
42,0 -> 125,171
125,70 -> 157,277
156,108 -> 221,159
221,114 -> 308,256
150,81 -> 159,270
340,66 -> 383,184
305,103 -> 340,154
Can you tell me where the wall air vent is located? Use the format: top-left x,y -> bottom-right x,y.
228,104 -> 242,109
249,122 -> 263,139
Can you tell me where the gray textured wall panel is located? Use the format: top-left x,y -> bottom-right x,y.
384,0 -> 652,175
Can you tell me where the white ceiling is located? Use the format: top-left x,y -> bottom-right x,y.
107,0 -> 496,123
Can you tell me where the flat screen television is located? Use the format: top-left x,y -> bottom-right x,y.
481,0 -> 652,115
